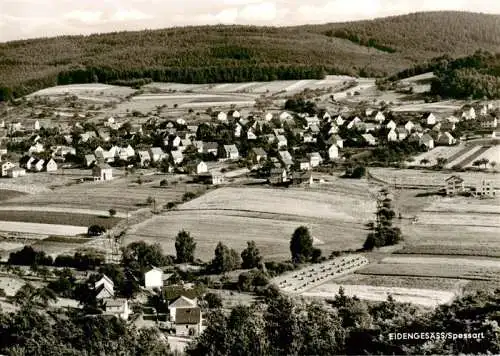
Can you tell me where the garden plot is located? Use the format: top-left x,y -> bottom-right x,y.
302,283 -> 457,308
381,256 -> 500,269
271,255 -> 368,294
391,100 -> 462,113
410,146 -> 466,167
463,146 -> 500,168
424,197 -> 500,214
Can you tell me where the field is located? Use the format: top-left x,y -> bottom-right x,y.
302,283 -> 458,308
0,210 -> 121,228
126,181 -> 377,261
29,83 -> 136,102
3,173 -> 207,212
0,221 -> 87,236
335,274 -> 468,290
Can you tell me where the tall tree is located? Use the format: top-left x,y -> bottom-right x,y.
175,230 -> 196,263
211,242 -> 240,274
290,226 -> 314,263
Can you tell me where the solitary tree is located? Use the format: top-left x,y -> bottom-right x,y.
108,208 -> 117,217
241,241 -> 263,269
290,226 -> 314,263
175,230 -> 196,263
436,157 -> 447,169
420,158 -> 430,166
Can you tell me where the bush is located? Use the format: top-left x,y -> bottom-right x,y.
160,179 -> 168,187
350,166 -> 366,178
8,246 -> 53,266
88,225 -> 106,237
182,191 -> 197,202
165,201 -> 177,210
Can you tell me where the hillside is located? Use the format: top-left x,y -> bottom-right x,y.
1,11 -> 500,101
304,11 -> 500,59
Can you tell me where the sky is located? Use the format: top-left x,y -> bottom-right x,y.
0,0 -> 499,42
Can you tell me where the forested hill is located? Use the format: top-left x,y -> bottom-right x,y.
1,11 -> 500,101
303,11 -> 500,60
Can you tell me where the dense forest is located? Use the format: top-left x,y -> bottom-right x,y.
430,51 -> 500,99
1,11 -> 500,101
1,286 -> 498,355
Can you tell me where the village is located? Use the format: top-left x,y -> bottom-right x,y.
0,77 -> 499,352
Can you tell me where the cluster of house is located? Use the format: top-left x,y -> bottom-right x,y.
445,175 -> 497,197
1,101 -> 498,182
93,268 -> 202,336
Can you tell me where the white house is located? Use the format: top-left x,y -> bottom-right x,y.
137,151 -> 151,167
217,112 -> 228,122
362,133 -> 377,146
196,161 -> 208,174
308,152 -> 323,168
373,111 -> 386,123
461,107 -> 476,120
144,267 -> 164,289
276,135 -> 287,149
328,124 -> 339,135
278,150 -> 294,168
34,120 -> 40,131
149,147 -> 166,162
92,163 -> 113,181
335,115 -> 345,126
386,120 -> 397,130
33,159 -> 45,172
328,145 -> 339,160
171,150 -> 184,165
347,117 -> 362,129
247,129 -> 257,140
103,298 -> 131,320
45,158 -> 57,172
387,129 -> 398,142
424,113 -> 437,126
28,143 -> 44,155
223,145 -> 239,160
234,123 -> 242,138
279,112 -> 292,121
299,160 -> 311,171
264,112 -> 273,121
445,175 -> 465,196
437,132 -> 456,146
405,121 -> 415,132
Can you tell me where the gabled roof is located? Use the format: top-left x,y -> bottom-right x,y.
252,147 -> 267,156
168,295 -> 197,309
446,175 -> 464,183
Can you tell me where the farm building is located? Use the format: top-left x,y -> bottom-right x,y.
327,135 -> 344,148
386,120 -> 397,130
144,267 -> 164,289
445,175 -> 465,196
92,163 -> 113,181
102,298 -> 131,320
423,113 -> 437,126
216,112 -> 228,122
347,117 -> 362,129
480,116 -> 498,129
